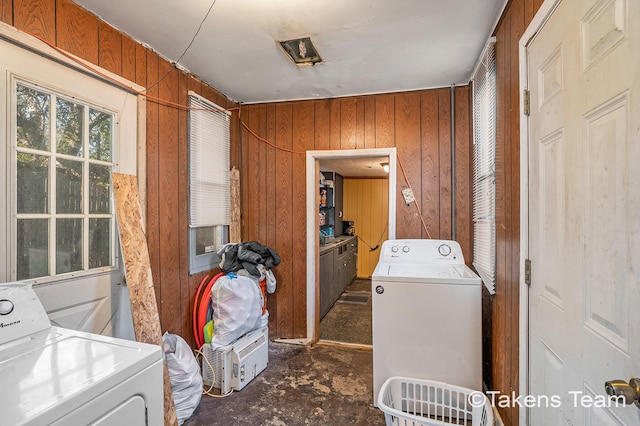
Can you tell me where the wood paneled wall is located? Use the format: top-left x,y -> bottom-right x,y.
487,0 -> 544,424
343,178 -> 389,278
0,0 -> 239,349
241,87 -> 472,339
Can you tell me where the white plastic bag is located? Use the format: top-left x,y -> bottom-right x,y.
162,332 -> 202,425
210,274 -> 263,347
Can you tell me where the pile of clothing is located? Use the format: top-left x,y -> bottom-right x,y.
218,241 -> 280,293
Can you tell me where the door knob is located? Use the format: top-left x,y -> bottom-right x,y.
604,378 -> 640,408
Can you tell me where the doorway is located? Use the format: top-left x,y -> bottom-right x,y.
305,148 -> 397,344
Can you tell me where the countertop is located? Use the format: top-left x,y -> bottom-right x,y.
319,235 -> 356,255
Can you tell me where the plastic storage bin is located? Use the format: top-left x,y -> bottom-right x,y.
378,377 -> 493,426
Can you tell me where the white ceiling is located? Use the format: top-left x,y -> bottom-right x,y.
72,0 -> 506,104
321,157 -> 389,178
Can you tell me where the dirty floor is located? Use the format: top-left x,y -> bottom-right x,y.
184,342 -> 386,426
320,278 -> 372,346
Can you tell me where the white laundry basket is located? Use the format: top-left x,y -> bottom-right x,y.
378,377 -> 494,426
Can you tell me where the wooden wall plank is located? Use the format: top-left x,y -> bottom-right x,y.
13,0 -> 55,43
177,72 -> 191,346
525,0 -> 535,24
121,34 -> 136,83
257,104 -> 268,245
145,51 -> 161,310
375,94 -> 395,148
533,0 -> 545,14
364,96 -> 376,149
437,89 -> 452,239
98,21 -> 121,75
454,86 -> 472,264
329,98 -> 341,150
356,97 -> 365,149
314,100 -> 330,150
292,101 -> 314,337
421,91 -> 440,239
246,105 -> 262,241
55,0 -> 99,64
340,98 -> 357,149
240,106 -> 250,241
265,104 -> 278,325
158,58 -> 180,332
395,92 -> 421,239
134,41 -> 146,88
0,0 -> 12,25
230,107 -> 240,170
274,103 -> 293,337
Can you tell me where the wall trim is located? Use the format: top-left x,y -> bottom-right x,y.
518,0 -> 562,425
305,148 -> 397,343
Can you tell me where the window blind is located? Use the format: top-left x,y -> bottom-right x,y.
472,38 -> 497,295
189,93 -> 230,227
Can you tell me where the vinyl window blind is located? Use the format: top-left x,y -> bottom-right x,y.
188,92 -> 230,227
472,38 -> 496,295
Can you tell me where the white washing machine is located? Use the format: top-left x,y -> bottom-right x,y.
0,282 -> 164,425
372,239 -> 482,406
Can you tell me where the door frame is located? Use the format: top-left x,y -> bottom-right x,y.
305,148 -> 397,344
518,0 -> 562,424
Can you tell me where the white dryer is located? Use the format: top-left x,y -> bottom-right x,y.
0,282 -> 163,425
372,239 -> 482,406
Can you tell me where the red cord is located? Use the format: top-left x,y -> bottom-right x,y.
397,156 -> 432,239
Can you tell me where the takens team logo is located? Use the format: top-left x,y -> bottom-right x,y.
469,390 -> 625,409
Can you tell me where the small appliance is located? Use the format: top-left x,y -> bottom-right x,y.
343,220 -> 355,236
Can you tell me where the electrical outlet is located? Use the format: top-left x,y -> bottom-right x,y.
402,188 -> 415,204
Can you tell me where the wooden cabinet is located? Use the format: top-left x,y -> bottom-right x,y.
319,236 -> 358,319
319,250 -> 335,319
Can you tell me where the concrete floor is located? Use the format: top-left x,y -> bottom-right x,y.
320,278 -> 372,345
185,342 -> 386,425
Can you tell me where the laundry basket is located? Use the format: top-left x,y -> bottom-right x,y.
378,377 -> 493,426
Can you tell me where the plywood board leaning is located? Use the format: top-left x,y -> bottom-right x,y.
230,166 -> 241,242
112,172 -> 178,426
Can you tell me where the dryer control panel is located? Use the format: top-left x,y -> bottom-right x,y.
377,239 -> 465,264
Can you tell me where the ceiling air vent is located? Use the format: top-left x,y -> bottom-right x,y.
278,37 -> 322,66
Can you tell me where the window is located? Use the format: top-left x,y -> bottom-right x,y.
188,92 -> 230,274
472,38 -> 497,294
14,81 -> 116,280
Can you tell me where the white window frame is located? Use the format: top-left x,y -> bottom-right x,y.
188,92 -> 230,274
0,22 -> 144,284
12,79 -> 118,281
472,37 -> 497,295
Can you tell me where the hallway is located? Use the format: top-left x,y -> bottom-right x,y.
320,278 -> 373,346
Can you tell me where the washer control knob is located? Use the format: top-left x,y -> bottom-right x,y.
438,244 -> 452,257
0,299 -> 14,315
391,245 -> 399,253
402,245 -> 410,253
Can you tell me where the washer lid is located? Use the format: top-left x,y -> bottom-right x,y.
0,326 -> 162,425
372,263 -> 481,285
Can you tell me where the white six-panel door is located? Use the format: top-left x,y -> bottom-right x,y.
527,0 -> 640,424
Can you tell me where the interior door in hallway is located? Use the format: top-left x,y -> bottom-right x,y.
527,0 -> 640,424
